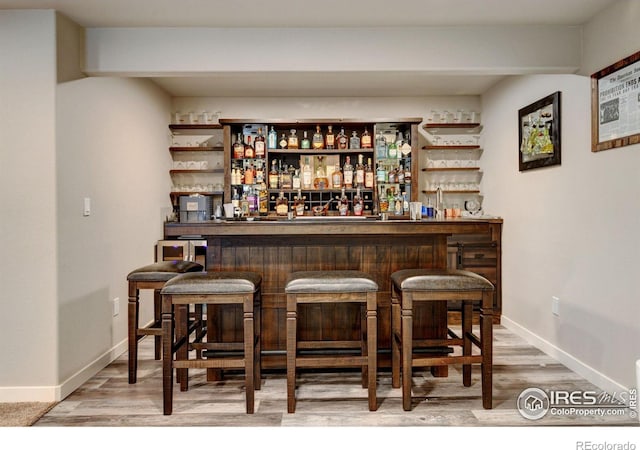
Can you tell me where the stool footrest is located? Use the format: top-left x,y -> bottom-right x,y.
173,359 -> 245,370
295,355 -> 368,369
298,340 -> 362,350
413,355 -> 482,366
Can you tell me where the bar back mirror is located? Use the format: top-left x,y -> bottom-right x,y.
518,91 -> 561,171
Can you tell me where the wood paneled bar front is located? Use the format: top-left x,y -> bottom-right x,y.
164,217 -> 502,369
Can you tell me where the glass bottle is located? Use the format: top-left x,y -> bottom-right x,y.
355,154 -> 365,188
361,127 -> 372,149
300,130 -> 311,149
338,187 -> 349,216
343,156 -> 354,188
397,164 -> 405,184
254,127 -> 266,157
404,161 -> 411,185
312,125 -> 324,149
388,165 -> 397,183
268,160 -> 279,189
233,132 -> 245,159
394,190 -> 404,215
281,164 -> 292,189
353,187 -> 364,216
337,127 -> 348,150
244,162 -> 255,185
267,126 -> 278,149
325,125 -> 335,149
375,131 -> 387,159
287,129 -> 299,149
379,189 -> 389,212
376,162 -> 386,183
240,193 -> 250,217
258,183 -> 268,216
365,158 -> 374,189
232,187 -> 240,210
275,191 -> 288,216
387,137 -> 398,159
279,133 -> 288,149
247,187 -> 257,214
292,168 -> 301,190
331,163 -> 343,189
302,156 -> 313,189
244,135 -> 255,159
294,189 -> 305,216
313,164 -> 329,190
402,191 -> 409,213
350,130 -> 361,149
255,160 -> 265,184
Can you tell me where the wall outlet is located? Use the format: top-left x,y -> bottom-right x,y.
112,298 -> 120,317
551,296 -> 560,316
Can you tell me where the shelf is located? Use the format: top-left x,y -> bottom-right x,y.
266,188 -> 374,193
422,190 -> 481,194
423,123 -> 483,135
422,145 -> 480,150
170,191 -> 224,196
169,124 -> 223,135
170,169 -> 224,174
267,148 -> 374,154
422,167 -> 480,172
170,146 -> 224,152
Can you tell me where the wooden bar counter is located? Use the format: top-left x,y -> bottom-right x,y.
164,216 -> 502,369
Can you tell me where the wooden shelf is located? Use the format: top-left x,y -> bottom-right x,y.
169,124 -> 223,135
423,123 -> 482,135
422,167 -> 480,172
170,169 -> 224,174
170,146 -> 224,152
422,145 -> 480,150
422,190 -> 481,194
170,191 -> 224,196
267,148 -> 374,154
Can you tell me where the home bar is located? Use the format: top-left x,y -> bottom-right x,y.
161,117 -> 503,372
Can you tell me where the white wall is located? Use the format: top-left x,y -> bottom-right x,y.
0,10 -> 59,399
56,76 -> 172,395
482,73 -> 640,391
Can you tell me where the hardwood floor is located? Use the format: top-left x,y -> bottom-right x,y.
34,325 -> 638,427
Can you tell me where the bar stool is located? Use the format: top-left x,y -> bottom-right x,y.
160,271 -> 262,415
285,270 -> 378,413
126,260 -> 203,384
390,269 -> 494,410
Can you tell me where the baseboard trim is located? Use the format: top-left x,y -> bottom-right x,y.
0,338 -> 127,403
501,315 -> 629,395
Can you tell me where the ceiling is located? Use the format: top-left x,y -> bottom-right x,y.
0,0 -> 618,97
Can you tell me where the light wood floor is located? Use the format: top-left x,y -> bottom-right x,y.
34,325 -> 638,427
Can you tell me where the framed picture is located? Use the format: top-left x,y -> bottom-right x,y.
518,91 -> 561,171
591,50 -> 640,152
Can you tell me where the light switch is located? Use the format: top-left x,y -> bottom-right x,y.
83,197 -> 91,216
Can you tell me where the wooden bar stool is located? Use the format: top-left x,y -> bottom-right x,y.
160,271 -> 262,415
126,260 -> 203,384
390,269 -> 494,410
285,270 -> 378,413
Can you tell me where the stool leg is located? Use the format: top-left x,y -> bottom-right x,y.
286,294 -> 297,413
176,305 -> 189,392
128,283 -> 139,384
391,285 -> 401,389
462,301 -> 472,387
367,291 -> 377,411
162,294 -> 174,415
243,295 -> 255,414
480,290 -> 493,409
401,293 -> 414,411
360,305 -> 367,388
153,290 -> 162,360
254,290 -> 262,391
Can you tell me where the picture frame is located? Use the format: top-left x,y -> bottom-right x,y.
518,91 -> 561,171
591,50 -> 640,152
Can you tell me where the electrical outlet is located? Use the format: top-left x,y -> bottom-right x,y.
112,298 -> 120,317
551,296 -> 560,316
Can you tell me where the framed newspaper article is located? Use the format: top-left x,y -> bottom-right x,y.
591,50 -> 640,152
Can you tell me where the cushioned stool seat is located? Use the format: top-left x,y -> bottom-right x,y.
161,271 -> 262,415
285,270 -> 378,412
390,269 -> 494,410
126,260 -> 203,384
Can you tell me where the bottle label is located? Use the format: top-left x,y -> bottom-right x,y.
344,171 -> 353,186
354,202 -> 363,216
365,172 -> 374,188
255,141 -> 265,156
361,135 -> 372,148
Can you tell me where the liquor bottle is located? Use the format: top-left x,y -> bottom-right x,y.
302,156 -> 313,189
313,164 -> 329,190
232,187 -> 240,210
350,131 -> 361,149
338,187 -> 349,216
287,129 -> 299,149
312,125 -> 324,149
355,154 -> 365,188
331,163 -> 343,189
268,160 -> 279,189
267,126 -> 278,149
254,127 -> 266,157
404,161 -> 411,184
247,187 -> 257,214
325,125 -> 335,149
388,187 -> 396,213
294,189 -> 305,216
343,156 -> 354,188
337,127 -> 348,150
300,131 -> 310,149
387,137 -> 398,159
402,191 -> 409,213
240,193 -> 250,217
233,132 -> 245,159
353,187 -> 364,216
376,162 -> 386,183
375,131 -> 387,159
281,164 -> 292,189
279,133 -> 288,149
388,165 -> 397,183
258,183 -> 268,216
244,135 -> 255,159
361,127 -> 372,149
394,190 -> 404,215
275,191 -> 289,216
379,188 -> 389,212
244,162 -> 255,185
397,164 -> 405,184
255,160 -> 265,184
365,157 -> 374,188
292,168 -> 301,190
